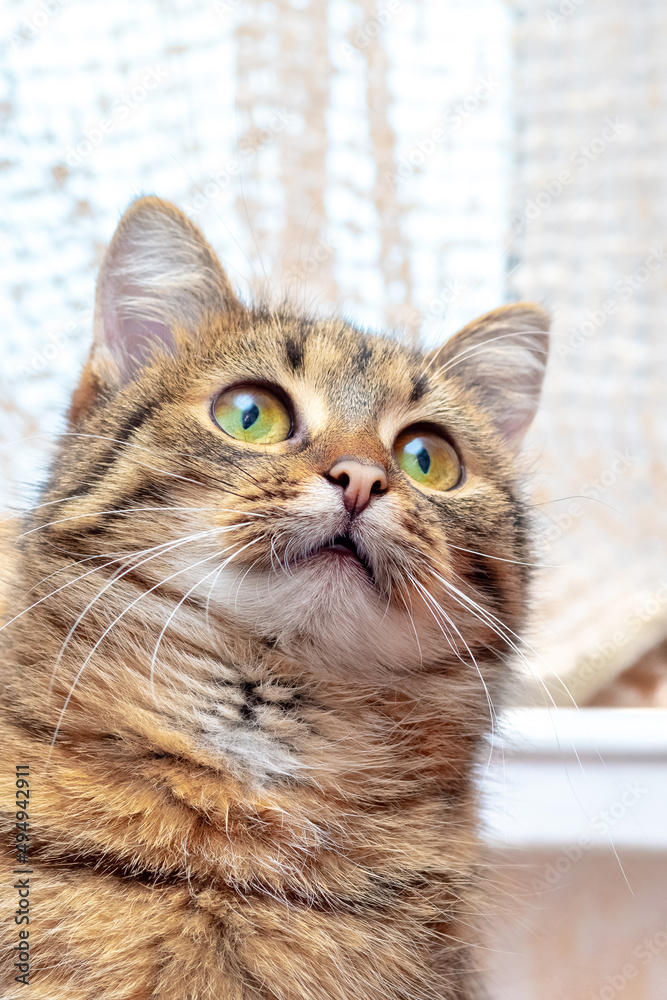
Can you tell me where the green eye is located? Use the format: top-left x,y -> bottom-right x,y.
394,428 -> 461,491
213,386 -> 291,444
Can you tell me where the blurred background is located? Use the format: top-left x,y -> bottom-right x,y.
1,0 -> 666,996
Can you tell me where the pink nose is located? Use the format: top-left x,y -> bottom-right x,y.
327,458 -> 388,515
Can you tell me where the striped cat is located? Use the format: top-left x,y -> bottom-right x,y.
0,197 -> 548,999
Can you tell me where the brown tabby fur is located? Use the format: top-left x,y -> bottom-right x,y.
0,198 -> 548,999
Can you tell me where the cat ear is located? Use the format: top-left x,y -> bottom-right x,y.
428,303 -> 549,450
89,196 -> 238,388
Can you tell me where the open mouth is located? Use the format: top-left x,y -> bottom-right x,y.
320,534 -> 373,579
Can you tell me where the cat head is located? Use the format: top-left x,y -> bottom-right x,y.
50,196 -> 548,677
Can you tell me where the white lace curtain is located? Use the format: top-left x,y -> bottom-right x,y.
1,0 -> 665,700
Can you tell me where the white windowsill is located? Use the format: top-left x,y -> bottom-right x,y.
480,709 -> 667,851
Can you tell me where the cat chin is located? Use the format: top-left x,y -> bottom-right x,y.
210,555 -> 436,675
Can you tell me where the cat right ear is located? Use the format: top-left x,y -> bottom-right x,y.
427,303 -> 550,452
83,196 -> 238,394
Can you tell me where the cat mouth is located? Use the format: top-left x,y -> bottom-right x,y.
313,534 -> 374,580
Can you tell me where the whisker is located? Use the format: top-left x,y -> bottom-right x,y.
408,570 -> 509,803
423,330 -> 547,381
49,541 -> 255,748
47,523 -> 255,695
202,545 -> 261,633
0,494 -> 92,525
61,431 -> 276,496
232,553 -> 264,615
425,563 -> 586,724
17,506 -> 264,539
2,430 -> 275,500
427,564 -> 640,856
528,494 -> 623,514
398,589 -> 423,668
446,542 -> 558,570
23,550 -> 121,597
423,328 -> 549,386
149,536 -> 262,694
0,532 -> 214,637
406,573 -> 458,657
409,574 -> 499,744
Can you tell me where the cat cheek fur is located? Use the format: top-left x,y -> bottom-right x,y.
0,196 -> 548,1000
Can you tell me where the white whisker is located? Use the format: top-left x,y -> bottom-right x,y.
46,524 -> 254,696
0,533 -> 213,637
149,536 -> 262,694
49,541 -> 256,748
422,329 -> 547,381
446,542 -> 558,570
17,507 -> 264,539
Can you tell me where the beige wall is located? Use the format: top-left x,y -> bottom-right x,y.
484,849 -> 667,1000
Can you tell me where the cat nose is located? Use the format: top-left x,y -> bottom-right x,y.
327,458 -> 388,515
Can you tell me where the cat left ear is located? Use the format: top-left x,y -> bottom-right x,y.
88,196 -> 238,391
428,303 -> 549,451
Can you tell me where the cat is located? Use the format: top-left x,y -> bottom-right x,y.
0,196 -> 548,999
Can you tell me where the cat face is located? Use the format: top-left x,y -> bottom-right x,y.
50,197 -> 548,677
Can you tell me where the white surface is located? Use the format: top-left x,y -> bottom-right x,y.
482,709 -> 667,851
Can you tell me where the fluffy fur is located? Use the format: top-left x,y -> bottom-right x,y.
0,197 -> 548,999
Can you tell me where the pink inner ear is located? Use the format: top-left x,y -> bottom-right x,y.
499,405 -> 535,445
109,317 -> 175,370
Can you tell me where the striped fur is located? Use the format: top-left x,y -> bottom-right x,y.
0,198 -> 548,999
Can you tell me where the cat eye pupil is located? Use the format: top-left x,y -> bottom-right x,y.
404,437 -> 432,475
394,428 -> 461,492
416,447 -> 430,475
241,403 -> 260,430
212,386 -> 292,445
